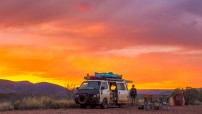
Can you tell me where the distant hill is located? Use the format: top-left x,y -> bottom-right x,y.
0,79 -> 173,96
137,88 -> 202,97
137,89 -> 173,96
198,88 -> 202,91
0,79 -> 201,100
0,79 -> 71,101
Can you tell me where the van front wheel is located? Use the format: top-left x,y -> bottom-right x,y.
101,98 -> 108,109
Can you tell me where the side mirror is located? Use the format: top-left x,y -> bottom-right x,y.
101,87 -> 105,90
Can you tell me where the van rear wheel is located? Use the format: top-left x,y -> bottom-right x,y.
119,104 -> 123,108
101,99 -> 108,109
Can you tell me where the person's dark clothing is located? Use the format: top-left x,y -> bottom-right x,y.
130,88 -> 137,98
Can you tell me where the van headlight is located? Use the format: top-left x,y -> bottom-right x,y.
93,94 -> 100,98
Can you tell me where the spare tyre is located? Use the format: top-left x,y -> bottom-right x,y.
78,94 -> 88,104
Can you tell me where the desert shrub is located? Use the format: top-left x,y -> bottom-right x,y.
50,100 -> 70,109
183,87 -> 200,105
171,87 -> 202,105
199,91 -> 202,102
0,102 -> 13,111
38,97 -> 52,109
13,97 -> 45,110
48,99 -> 78,109
10,96 -> 78,110
192,100 -> 202,105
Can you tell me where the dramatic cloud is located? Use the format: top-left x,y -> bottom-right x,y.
0,0 -> 201,88
0,0 -> 202,50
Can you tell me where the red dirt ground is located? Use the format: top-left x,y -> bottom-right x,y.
0,106 -> 202,114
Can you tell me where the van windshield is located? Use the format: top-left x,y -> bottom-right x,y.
79,81 -> 101,90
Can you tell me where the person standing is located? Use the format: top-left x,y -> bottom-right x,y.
130,84 -> 137,106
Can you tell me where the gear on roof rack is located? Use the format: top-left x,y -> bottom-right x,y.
84,72 -> 123,80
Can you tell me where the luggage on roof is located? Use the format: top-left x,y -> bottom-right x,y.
94,72 -> 122,79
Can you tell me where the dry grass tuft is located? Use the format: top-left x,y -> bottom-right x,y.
0,102 -> 13,111
0,97 -> 78,111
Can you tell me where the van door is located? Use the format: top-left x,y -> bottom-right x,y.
100,82 -> 110,103
116,82 -> 129,103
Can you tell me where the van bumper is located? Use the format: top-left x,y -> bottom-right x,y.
74,95 -> 100,105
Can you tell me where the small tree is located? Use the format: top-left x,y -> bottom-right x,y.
66,83 -> 76,99
183,87 -> 200,105
66,83 -> 76,91
170,88 -> 183,97
199,90 -> 202,102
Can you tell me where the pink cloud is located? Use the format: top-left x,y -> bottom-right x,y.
77,2 -> 93,12
0,0 -> 201,51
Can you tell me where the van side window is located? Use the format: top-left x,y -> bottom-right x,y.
117,83 -> 126,90
101,82 -> 108,89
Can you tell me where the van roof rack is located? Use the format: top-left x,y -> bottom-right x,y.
105,78 -> 124,81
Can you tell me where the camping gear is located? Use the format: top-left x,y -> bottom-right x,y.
143,95 -> 154,110
94,72 -> 122,79
138,95 -> 171,110
173,92 -> 185,106
159,95 -> 170,110
137,98 -> 145,109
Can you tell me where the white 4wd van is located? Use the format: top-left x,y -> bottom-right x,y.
74,77 -> 132,109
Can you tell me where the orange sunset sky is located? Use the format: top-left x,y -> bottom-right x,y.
0,0 -> 202,89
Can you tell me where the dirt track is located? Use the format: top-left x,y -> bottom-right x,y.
0,106 -> 202,114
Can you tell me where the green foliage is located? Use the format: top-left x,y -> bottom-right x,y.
183,87 -> 200,105
170,88 -> 183,97
66,83 -> 76,91
199,90 -> 202,102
